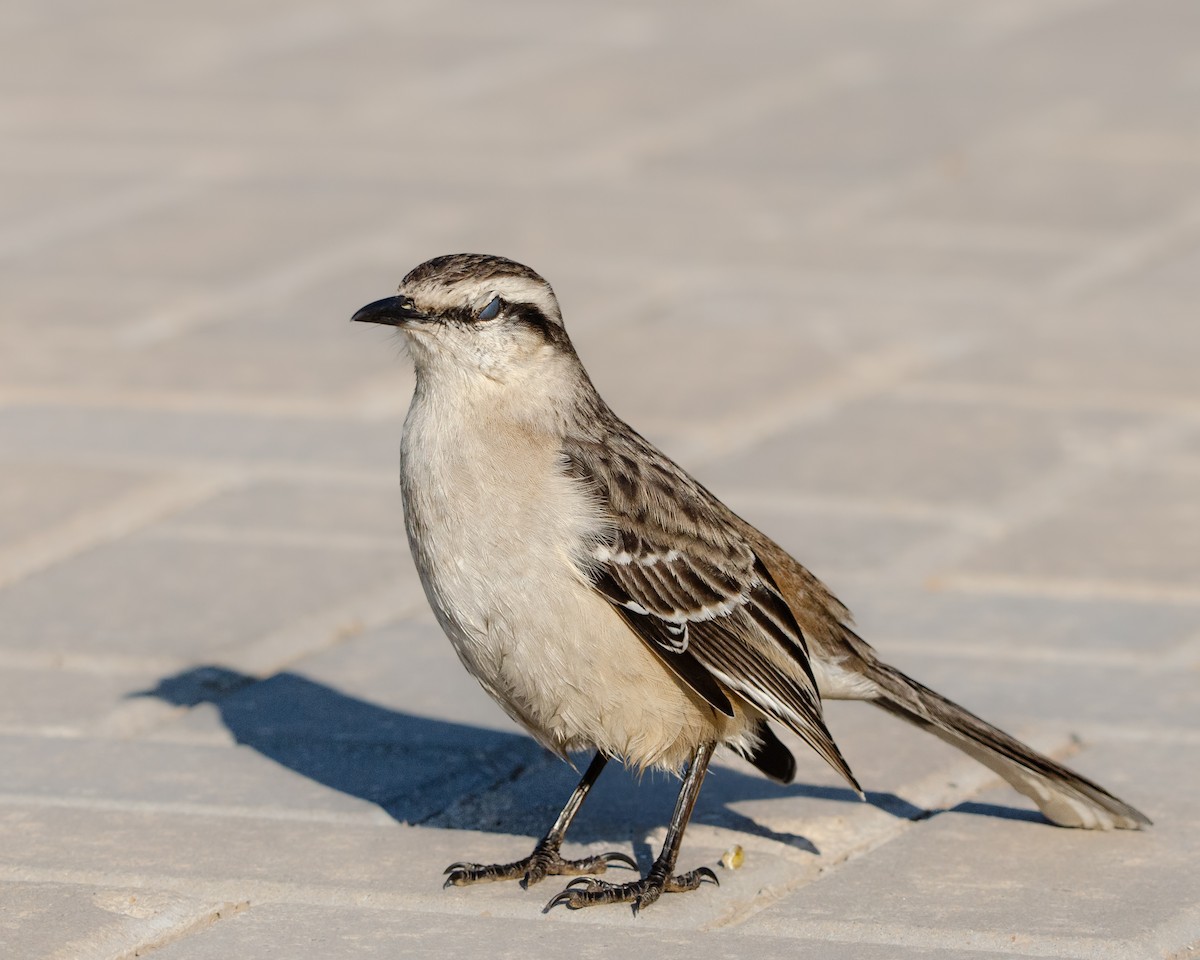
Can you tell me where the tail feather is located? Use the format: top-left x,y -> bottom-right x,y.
740,531 -> 1149,829
865,661 -> 1150,830
744,720 -> 797,785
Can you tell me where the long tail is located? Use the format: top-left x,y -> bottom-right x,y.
742,532 -> 1150,829
863,659 -> 1150,830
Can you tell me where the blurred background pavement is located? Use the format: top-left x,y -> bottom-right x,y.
1,1 -> 1199,957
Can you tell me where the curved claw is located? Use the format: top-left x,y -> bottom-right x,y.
544,889 -> 580,912
563,875 -> 604,892
600,851 -> 639,871
443,862 -> 474,874
695,866 -> 720,886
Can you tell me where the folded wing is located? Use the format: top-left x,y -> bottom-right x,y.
565,433 -> 860,793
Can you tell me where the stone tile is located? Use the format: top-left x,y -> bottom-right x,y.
0,734 -> 388,819
0,532 -> 402,657
0,802 -> 786,931
0,406 -> 398,472
716,496 -> 948,577
571,301 -> 861,427
0,665 -> 173,735
133,663 -> 543,825
0,253 -> 414,405
3,0 -> 1199,954
145,901 -> 1059,960
920,304 -> 1200,403
880,152 -> 1187,234
2,181 -> 403,288
0,461 -> 144,544
0,280 -> 183,339
223,616 -> 1043,836
1109,239 -> 1200,299
254,618 -> 525,736
413,691 -> 1142,873
0,802 -> 431,896
0,308 -> 411,406
463,180 -> 1079,289
741,741 -> 1200,958
0,881 -> 231,960
843,582 -> 1200,656
700,395 -> 1149,509
961,467 -> 1200,587
556,271 -> 1013,448
161,479 -> 405,545
0,171 -> 160,229
742,698 -> 1074,829
877,646 -> 1196,735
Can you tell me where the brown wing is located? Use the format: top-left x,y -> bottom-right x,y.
565,431 -> 861,793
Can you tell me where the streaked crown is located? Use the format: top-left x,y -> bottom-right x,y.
399,253 -> 564,328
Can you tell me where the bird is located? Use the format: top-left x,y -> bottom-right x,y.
351,252 -> 1150,913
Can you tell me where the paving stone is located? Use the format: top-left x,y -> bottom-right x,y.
0,802 -> 786,931
133,662 -> 544,825
4,182 -> 408,289
719,496 -> 949,577
0,406 -> 399,473
741,741 -> 1200,958
872,647 -> 1196,738
571,304 -> 864,427
920,304 -> 1200,404
0,532 -> 402,657
842,582 -> 1200,657
143,901 -> 1061,960
3,0 -> 1199,955
0,317 -> 410,408
0,735 -> 389,819
161,479 -> 406,545
0,665 -> 174,735
0,881 -> 232,960
156,616 -> 1048,839
0,802 -> 430,898
701,395 -> 1151,509
244,618 -> 527,736
880,150 -> 1189,234
961,467 -> 1200,587
0,461 -> 145,545
1109,238 -> 1200,300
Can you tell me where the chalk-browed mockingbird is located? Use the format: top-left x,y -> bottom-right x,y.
352,253 -> 1149,912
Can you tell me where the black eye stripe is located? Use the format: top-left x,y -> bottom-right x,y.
507,302 -> 571,348
440,300 -> 569,347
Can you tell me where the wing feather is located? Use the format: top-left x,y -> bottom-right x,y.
564,430 -> 860,792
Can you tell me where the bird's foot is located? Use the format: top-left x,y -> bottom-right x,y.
544,865 -> 718,913
444,836 -> 637,889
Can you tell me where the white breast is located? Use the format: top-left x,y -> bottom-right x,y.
398,380 -> 742,769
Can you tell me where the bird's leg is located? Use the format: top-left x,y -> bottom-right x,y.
444,751 -> 636,888
545,741 -> 719,913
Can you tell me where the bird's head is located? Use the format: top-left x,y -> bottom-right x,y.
352,253 -> 577,387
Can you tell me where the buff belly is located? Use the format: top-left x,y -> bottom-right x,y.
400,402 -> 748,771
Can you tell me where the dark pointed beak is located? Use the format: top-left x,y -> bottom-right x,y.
351,296 -> 425,327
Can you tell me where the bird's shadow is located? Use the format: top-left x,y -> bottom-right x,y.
134,665 -> 1039,859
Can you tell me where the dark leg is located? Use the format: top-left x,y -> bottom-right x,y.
444,751 -> 636,888
545,741 -> 719,912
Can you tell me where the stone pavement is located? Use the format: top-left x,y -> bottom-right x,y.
2,0 -> 1199,956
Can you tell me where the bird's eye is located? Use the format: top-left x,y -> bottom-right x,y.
478,296 -> 502,321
